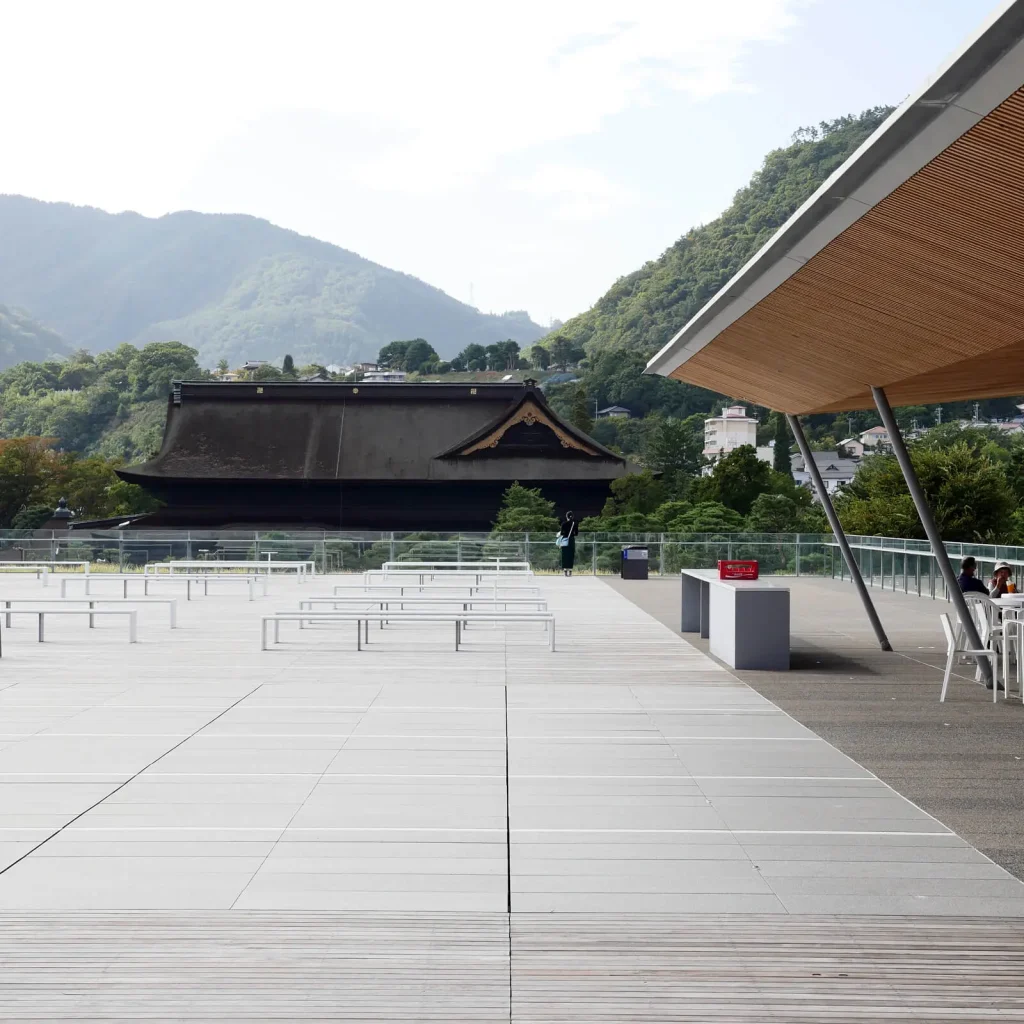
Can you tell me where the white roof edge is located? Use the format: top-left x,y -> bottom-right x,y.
646,0 -> 1024,380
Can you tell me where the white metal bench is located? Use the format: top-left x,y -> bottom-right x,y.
62,573 -> 268,601
0,597 -> 177,628
298,594 -> 548,628
3,607 -> 138,643
380,565 -> 532,573
0,561 -> 90,585
261,610 -> 555,651
365,568 -> 536,586
146,560 -> 313,581
332,582 -> 542,596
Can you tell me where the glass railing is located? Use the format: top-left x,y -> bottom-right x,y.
0,529 -> 1013,596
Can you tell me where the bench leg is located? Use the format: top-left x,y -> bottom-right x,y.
357,619 -> 362,651
89,601 -> 95,628
38,614 -> 44,643
128,613 -> 137,643
274,619 -> 280,645
455,620 -> 460,651
124,579 -> 128,598
169,602 -> 176,628
550,620 -> 556,652
5,601 -> 10,629
261,620 -> 267,651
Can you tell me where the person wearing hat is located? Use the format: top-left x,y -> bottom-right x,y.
958,556 -> 989,595
990,560 -> 1015,597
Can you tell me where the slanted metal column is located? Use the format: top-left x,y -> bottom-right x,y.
787,414 -> 892,652
871,386 -> 990,681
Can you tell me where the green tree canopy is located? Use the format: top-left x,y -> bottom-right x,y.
666,501 -> 744,534
570,385 -> 593,434
492,482 -> 559,533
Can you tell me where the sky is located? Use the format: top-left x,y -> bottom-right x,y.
0,0 -> 1004,326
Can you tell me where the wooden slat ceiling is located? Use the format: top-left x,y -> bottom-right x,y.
669,87 -> 1024,413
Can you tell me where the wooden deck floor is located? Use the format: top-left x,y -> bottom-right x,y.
0,574 -> 1021,1019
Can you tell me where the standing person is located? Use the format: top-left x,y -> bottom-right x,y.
558,511 -> 579,577
958,556 -> 989,595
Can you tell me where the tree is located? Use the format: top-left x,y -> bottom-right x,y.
698,444 -> 775,516
0,437 -> 55,527
458,343 -> 487,372
378,341 -> 411,369
666,502 -> 744,533
550,336 -> 574,370
745,493 -> 800,532
401,339 -> 438,374
570,385 -> 593,434
217,358 -> 229,374
492,482 -> 559,533
836,441 -> 1015,542
772,413 -> 791,475
529,345 -> 550,370
602,471 -> 667,516
127,342 -> 203,402
282,354 -> 295,376
644,416 -> 703,479
252,364 -> 285,381
448,354 -> 467,372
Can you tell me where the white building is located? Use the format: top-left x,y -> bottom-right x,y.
859,425 -> 890,448
361,369 -> 407,383
703,405 -> 759,466
791,451 -> 859,496
838,437 -> 865,457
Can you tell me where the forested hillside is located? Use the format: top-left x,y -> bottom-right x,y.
0,304 -> 71,368
0,196 -> 544,367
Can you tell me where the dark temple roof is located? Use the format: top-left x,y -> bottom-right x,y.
119,381 -> 629,484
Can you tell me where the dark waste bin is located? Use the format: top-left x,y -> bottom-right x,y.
621,546 -> 649,580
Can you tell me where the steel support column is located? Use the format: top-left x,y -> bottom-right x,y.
870,386 -> 990,682
787,414 -> 892,651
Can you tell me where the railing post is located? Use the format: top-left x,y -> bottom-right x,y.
592,540 -> 597,576
795,534 -> 801,576
525,533 -> 530,569
659,535 -> 665,577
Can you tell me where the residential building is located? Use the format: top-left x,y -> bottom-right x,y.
361,369 -> 407,383
838,437 -> 865,457
595,405 -> 631,419
859,425 -> 890,448
703,405 -> 759,467
241,360 -> 268,372
791,451 -> 859,497
353,362 -> 379,373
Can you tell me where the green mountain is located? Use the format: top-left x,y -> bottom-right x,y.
548,108 -> 898,421
0,304 -> 72,369
0,196 -> 544,367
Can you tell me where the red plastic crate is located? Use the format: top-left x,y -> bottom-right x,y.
718,559 -> 759,580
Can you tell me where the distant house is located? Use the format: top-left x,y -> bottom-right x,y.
241,360 -> 268,372
859,425 -> 890,448
702,405 -> 759,474
595,405 -> 631,419
791,451 -> 859,497
353,362 -> 379,373
542,372 -> 581,387
838,436 -> 865,457
301,369 -> 331,382
361,370 -> 407,383
996,421 -> 1024,435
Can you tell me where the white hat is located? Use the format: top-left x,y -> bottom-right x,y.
994,560 -> 1014,572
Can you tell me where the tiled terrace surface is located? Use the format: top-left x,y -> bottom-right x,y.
0,571 -> 1021,1019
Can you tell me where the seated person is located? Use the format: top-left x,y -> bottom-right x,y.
958,556 -> 989,595
990,560 -> 1015,597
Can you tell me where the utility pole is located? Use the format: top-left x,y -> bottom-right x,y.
936,406 -> 943,425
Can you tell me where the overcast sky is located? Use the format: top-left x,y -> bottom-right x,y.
1,0 -> 1002,326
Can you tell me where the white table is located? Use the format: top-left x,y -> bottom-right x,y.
680,568 -> 790,670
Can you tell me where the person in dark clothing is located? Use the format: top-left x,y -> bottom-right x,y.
558,511 -> 579,576
958,556 -> 989,595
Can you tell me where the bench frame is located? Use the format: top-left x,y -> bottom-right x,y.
262,610 -> 555,651
2,607 -> 138,643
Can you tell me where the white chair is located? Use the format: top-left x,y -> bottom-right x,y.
940,613 -> 999,703
1003,615 -> 1024,701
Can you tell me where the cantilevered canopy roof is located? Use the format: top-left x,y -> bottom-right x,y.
646,0 -> 1024,414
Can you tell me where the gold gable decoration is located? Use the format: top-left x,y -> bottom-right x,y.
459,398 -> 599,456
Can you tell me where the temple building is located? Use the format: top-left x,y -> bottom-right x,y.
114,379 -> 632,530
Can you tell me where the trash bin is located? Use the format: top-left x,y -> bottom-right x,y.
621,546 -> 649,580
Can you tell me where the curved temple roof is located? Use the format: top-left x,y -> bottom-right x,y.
119,380 -> 626,486
646,0 -> 1024,414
